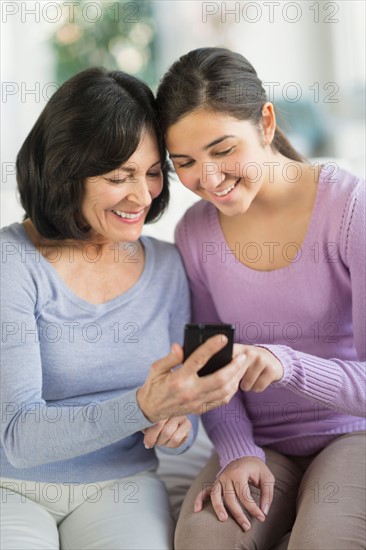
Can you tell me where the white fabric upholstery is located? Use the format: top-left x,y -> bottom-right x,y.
157,420 -> 213,521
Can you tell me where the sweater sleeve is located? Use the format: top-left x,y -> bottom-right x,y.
0,251 -> 155,469
260,179 -> 366,418
202,392 -> 266,476
159,251 -> 199,455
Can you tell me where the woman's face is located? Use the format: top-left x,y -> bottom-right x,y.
166,109 -> 274,217
81,130 -> 163,243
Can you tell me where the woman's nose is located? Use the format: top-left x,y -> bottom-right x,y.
126,178 -> 152,207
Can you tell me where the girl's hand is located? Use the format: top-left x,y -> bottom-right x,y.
142,416 -> 192,449
137,338 -> 247,422
194,457 -> 275,531
238,346 -> 284,392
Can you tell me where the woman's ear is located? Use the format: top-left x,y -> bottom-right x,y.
260,102 -> 276,145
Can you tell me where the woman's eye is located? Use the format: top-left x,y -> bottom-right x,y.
147,171 -> 162,178
213,147 -> 234,157
107,178 -> 126,184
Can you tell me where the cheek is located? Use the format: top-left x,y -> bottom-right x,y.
150,178 -> 164,199
175,170 -> 197,191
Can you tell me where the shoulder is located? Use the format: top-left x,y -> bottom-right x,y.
319,163 -> 364,210
319,164 -> 365,261
1,223 -> 39,305
175,200 -> 215,249
141,237 -> 190,304
1,222 -> 25,245
1,222 -> 30,268
142,236 -> 187,279
143,235 -> 181,263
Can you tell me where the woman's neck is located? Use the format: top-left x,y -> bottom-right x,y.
22,219 -> 144,266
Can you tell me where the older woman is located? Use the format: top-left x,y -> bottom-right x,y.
0,67 -> 246,550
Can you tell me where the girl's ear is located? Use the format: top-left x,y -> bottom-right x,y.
260,102 -> 276,145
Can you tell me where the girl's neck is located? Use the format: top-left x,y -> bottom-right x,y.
253,154 -> 314,212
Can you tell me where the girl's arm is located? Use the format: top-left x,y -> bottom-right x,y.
258,179 -> 366,417
175,219 -> 263,473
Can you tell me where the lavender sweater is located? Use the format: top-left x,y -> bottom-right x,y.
175,165 -> 366,472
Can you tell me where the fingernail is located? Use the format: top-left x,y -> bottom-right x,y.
144,444 -> 151,449
194,504 -> 200,512
219,513 -> 226,521
242,522 -> 251,531
263,504 -> 270,515
257,513 -> 265,522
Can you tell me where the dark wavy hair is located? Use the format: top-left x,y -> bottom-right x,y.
16,67 -> 170,240
156,47 -> 304,162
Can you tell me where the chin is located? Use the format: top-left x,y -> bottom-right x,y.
217,202 -> 250,217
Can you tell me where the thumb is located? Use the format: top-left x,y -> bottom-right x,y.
171,343 -> 184,362
194,486 -> 210,512
151,344 -> 183,374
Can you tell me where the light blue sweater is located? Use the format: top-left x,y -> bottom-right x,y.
1,223 -> 196,482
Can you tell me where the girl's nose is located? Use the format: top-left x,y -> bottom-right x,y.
200,162 -> 224,190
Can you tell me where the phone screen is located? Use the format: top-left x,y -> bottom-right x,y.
183,323 -> 235,377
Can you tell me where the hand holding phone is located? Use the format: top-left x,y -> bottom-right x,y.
137,325 -> 245,422
183,323 -> 235,377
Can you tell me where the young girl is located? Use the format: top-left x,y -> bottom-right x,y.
157,47 -> 366,549
0,66 -> 247,550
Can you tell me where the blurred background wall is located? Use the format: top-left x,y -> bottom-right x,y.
1,0 -> 365,241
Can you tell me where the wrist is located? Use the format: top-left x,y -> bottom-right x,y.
136,386 -> 154,422
275,358 -> 284,382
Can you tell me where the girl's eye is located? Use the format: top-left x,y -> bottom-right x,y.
178,160 -> 194,168
213,147 -> 234,157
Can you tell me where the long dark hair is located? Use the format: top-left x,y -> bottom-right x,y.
17,67 -> 169,240
156,47 -> 304,162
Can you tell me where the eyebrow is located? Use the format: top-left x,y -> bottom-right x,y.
118,160 -> 161,173
169,135 -> 235,159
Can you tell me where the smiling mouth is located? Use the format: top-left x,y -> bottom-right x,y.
111,209 -> 144,220
211,179 -> 240,197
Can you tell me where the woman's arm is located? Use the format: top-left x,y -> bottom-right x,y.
146,256 -> 199,455
0,256 -> 156,468
1,243 -> 245,468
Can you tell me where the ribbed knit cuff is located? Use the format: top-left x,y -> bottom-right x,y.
256,344 -> 343,406
254,344 -> 294,386
203,406 -> 265,477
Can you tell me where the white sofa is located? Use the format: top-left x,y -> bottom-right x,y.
157,419 -> 213,522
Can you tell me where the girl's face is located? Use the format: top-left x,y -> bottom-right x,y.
166,109 -> 275,217
81,130 -> 163,243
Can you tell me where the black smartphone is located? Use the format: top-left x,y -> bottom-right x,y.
183,323 -> 235,377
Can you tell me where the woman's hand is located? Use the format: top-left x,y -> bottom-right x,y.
137,338 -> 247,422
194,457 -> 275,531
238,346 -> 284,392
142,416 -> 191,449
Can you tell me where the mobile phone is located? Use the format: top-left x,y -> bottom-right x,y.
183,323 -> 235,377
